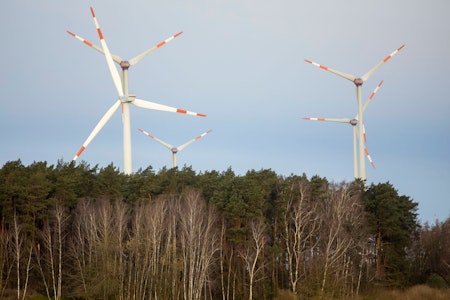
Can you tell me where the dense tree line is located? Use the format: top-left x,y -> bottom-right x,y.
0,159 -> 448,299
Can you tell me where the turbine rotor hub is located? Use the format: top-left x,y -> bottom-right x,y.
350,119 -> 358,126
120,61 -> 130,69
171,148 -> 178,153
354,78 -> 363,86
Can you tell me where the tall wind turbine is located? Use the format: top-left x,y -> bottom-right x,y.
304,80 -> 383,179
304,45 -> 404,181
68,7 -> 206,174
138,128 -> 212,168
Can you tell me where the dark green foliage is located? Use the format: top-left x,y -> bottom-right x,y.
364,182 -> 419,287
93,163 -> 127,200
0,160 -> 27,223
0,160 -> 54,233
50,160 -> 91,209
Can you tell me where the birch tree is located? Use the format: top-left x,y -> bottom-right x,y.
317,182 -> 365,298
281,176 -> 319,297
69,198 -> 128,299
0,222 -> 13,298
11,213 -> 33,300
36,202 -> 69,300
239,218 -> 266,300
128,196 -> 174,299
179,190 -> 219,300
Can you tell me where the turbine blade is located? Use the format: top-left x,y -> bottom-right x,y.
128,31 -> 183,66
303,117 -> 352,124
362,80 -> 384,112
66,30 -> 122,63
361,44 -> 405,82
133,98 -> 206,117
362,122 -> 367,142
90,7 -> 124,97
364,147 -> 376,169
138,128 -> 173,149
178,129 -> 212,151
304,59 -> 356,82
73,100 -> 121,160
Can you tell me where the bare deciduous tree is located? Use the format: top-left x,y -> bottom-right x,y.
281,177 -> 319,297
179,190 -> 219,300
127,197 -> 173,299
317,183 -> 366,298
36,202 -> 69,300
0,221 -> 13,298
239,218 -> 266,300
11,213 -> 33,300
69,198 -> 127,299
112,199 -> 128,300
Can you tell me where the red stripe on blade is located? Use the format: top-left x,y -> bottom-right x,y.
76,146 -> 86,157
84,40 -> 93,47
97,28 -> 104,40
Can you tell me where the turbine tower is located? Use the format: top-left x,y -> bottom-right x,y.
68,7 -> 205,174
304,45 -> 404,181
304,80 -> 383,179
138,128 -> 212,168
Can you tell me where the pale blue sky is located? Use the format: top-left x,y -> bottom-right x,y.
1,0 -> 449,223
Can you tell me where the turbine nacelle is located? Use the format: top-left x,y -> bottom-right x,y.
349,119 -> 358,126
120,94 -> 136,103
171,148 -> 178,154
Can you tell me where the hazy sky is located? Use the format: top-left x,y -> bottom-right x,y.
1,0 -> 449,223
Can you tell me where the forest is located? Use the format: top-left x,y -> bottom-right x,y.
0,159 -> 449,300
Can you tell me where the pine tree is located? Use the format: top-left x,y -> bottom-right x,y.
364,182 -> 419,287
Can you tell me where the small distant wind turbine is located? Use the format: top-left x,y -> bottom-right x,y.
304,45 -> 404,181
138,128 -> 212,168
68,7 -> 206,174
304,80 -> 383,179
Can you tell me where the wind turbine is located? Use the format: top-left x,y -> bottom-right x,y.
304,45 -> 404,181
138,128 -> 212,168
68,7 -> 206,174
303,80 -> 383,179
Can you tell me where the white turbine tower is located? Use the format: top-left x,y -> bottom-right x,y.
304,80 -> 383,179
304,45 -> 404,181
138,128 -> 212,168
68,7 -> 206,174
